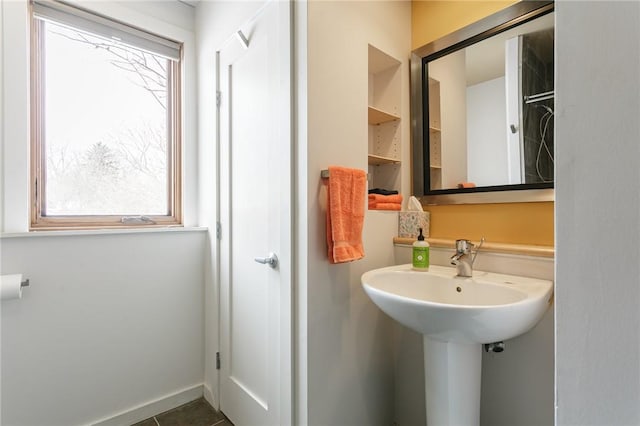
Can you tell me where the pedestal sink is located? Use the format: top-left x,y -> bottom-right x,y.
361,264 -> 553,426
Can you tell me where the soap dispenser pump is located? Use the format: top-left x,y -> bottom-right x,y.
412,228 -> 430,271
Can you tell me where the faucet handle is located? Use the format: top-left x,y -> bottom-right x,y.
455,239 -> 474,253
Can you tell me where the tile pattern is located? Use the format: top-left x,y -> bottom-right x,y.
132,398 -> 233,426
521,28 -> 555,183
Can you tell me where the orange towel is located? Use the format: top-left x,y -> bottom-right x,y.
326,166 -> 366,264
369,203 -> 401,211
457,182 -> 476,188
368,193 -> 403,204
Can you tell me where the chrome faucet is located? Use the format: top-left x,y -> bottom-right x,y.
450,238 -> 484,277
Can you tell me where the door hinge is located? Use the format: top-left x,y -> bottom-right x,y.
216,352 -> 221,370
216,222 -> 222,240
216,91 -> 221,108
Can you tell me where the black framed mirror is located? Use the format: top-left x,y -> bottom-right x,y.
411,1 -> 554,204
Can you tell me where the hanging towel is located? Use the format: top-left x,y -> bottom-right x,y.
368,193 -> 403,204
369,203 -> 402,211
326,166 -> 366,264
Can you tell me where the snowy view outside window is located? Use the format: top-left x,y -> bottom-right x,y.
43,21 -> 170,216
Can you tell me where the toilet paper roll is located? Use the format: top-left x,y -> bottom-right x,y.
1,274 -> 24,301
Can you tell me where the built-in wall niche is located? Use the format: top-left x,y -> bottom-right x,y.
428,77 -> 442,189
368,44 -> 401,194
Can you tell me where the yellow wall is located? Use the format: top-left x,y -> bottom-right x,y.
428,202 -> 554,246
412,1 -> 554,246
412,1 -> 518,50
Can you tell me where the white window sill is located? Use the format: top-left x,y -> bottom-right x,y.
1,226 -> 208,239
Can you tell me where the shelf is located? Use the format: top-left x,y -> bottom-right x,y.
368,44 -> 402,191
428,76 -> 442,190
392,237 -> 555,258
368,154 -> 401,166
368,106 -> 400,125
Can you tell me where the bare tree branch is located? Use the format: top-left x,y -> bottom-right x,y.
51,29 -> 168,110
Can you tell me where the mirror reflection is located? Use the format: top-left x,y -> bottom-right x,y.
422,8 -> 554,193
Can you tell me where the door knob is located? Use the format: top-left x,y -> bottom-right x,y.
254,252 -> 278,269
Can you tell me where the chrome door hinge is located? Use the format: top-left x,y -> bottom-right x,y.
216,352 -> 221,370
216,222 -> 222,240
216,91 -> 221,108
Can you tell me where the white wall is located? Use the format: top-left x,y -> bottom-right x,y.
0,2 -> 206,425
0,230 -> 206,425
467,77 -> 509,187
194,0 -> 267,409
0,0 -> 28,232
0,0 -> 198,232
294,2 -> 309,424
505,37 -> 522,184
429,51 -> 468,188
556,1 -> 640,424
0,2 -> 5,419
304,1 -> 411,424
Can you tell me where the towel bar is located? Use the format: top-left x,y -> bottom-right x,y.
320,169 -> 368,179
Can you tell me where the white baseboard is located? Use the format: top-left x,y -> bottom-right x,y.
92,384 -> 204,426
203,384 -> 219,411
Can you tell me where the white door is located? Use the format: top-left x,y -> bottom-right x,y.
217,1 -> 292,425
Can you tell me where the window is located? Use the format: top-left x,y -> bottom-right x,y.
30,0 -> 182,229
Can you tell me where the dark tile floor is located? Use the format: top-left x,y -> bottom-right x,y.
132,398 -> 233,426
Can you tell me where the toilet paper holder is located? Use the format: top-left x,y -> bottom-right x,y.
21,279 -> 30,288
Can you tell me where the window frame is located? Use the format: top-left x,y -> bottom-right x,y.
29,1 -> 183,230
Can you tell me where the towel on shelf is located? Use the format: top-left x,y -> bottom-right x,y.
368,193 -> 403,210
368,188 -> 399,195
326,166 -> 366,264
368,193 -> 403,204
369,202 -> 401,211
457,182 -> 476,188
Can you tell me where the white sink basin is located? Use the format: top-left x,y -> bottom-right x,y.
361,263 -> 553,343
362,263 -> 554,426
362,265 -> 553,426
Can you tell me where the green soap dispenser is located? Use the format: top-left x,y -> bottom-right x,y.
412,228 -> 430,271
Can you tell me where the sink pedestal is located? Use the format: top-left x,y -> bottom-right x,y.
423,336 -> 482,426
